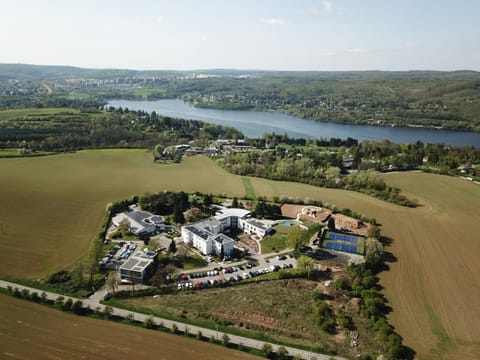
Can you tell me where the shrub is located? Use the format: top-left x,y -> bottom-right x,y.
71,300 -> 84,315
262,343 -> 273,357
171,323 -> 178,333
144,316 -> 155,329
222,333 -> 230,347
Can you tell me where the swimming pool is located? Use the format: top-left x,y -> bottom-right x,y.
280,220 -> 300,227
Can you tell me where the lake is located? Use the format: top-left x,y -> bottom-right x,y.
107,99 -> 480,147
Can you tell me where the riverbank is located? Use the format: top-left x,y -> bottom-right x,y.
106,99 -> 480,147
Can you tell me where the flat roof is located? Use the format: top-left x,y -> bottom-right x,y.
214,207 -> 251,219
119,257 -> 154,272
245,218 -> 270,230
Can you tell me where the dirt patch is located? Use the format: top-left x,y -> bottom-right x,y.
281,204 -> 304,218
332,214 -> 371,236
231,311 -> 279,329
281,204 -> 332,223
239,235 -> 259,253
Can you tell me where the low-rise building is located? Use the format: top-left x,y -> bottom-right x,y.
119,250 -> 158,283
112,206 -> 166,237
243,218 -> 272,238
181,206 -> 271,256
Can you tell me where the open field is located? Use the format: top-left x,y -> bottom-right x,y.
0,107 -> 82,121
1,151 -> 479,358
0,150 -> 244,278
0,294 -> 260,360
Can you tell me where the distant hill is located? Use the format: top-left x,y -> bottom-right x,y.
1,63 -> 479,81
0,63 -> 178,81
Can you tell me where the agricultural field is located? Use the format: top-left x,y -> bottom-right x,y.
0,150 -> 244,279
117,279 -> 383,356
0,151 -> 479,359
0,294 -> 259,360
0,107 -> 83,121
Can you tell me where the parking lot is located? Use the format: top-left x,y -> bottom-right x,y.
176,253 -> 297,290
99,240 -> 143,269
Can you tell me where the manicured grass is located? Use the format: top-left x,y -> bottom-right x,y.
242,177 -> 256,200
261,223 -> 321,254
0,294 -> 259,360
260,225 -> 290,253
183,253 -> 208,270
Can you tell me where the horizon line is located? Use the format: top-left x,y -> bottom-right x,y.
1,62 -> 479,74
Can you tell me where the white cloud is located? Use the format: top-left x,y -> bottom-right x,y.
156,16 -> 166,23
200,37 -> 208,42
259,18 -> 290,26
345,48 -> 370,53
308,1 -> 343,14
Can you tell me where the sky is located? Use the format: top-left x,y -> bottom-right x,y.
1,0 -> 479,71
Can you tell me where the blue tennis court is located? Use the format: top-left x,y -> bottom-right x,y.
325,242 -> 358,253
327,232 -> 359,243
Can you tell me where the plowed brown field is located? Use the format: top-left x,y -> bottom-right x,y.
0,294 -> 260,360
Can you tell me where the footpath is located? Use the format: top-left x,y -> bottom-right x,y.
0,279 -> 345,360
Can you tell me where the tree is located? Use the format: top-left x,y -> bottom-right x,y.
222,333 -> 230,346
296,255 -> 316,279
72,300 -> 84,315
106,271 -> 118,295
176,245 -> 189,263
367,225 -> 381,239
63,298 -> 73,311
262,343 -> 273,357
203,194 -> 213,207
173,205 -> 185,224
168,239 -> 177,254
312,300 -> 336,333
118,218 -> 131,235
365,237 -> 384,268
327,216 -> 336,230
276,346 -> 288,360
103,305 -> 114,318
220,244 -> 224,261
231,197 -> 239,208
150,268 -> 166,287
144,316 -> 155,329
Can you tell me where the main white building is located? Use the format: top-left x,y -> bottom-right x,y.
181,207 -> 272,257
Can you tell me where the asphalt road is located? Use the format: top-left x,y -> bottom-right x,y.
0,279 -> 345,360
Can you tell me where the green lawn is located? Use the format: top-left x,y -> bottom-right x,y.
260,225 -> 290,253
241,177 -> 256,199
261,223 -> 321,254
183,253 -> 208,270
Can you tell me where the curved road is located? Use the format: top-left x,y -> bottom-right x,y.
0,280 -> 345,360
